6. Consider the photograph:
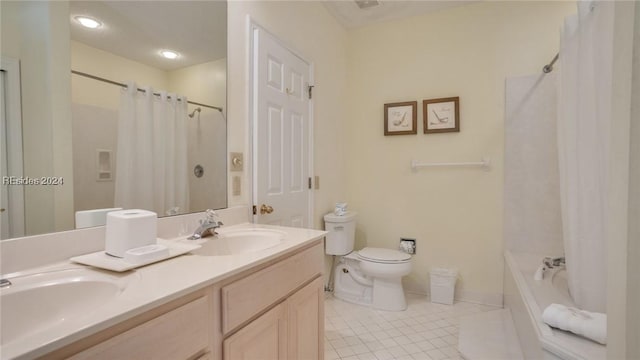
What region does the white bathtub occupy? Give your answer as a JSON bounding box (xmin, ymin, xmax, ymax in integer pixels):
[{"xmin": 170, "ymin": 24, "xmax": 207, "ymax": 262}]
[{"xmin": 503, "ymin": 251, "xmax": 606, "ymax": 360}]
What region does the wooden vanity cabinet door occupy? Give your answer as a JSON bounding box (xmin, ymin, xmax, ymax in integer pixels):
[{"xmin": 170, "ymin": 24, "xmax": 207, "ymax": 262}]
[
  {"xmin": 287, "ymin": 277, "xmax": 324, "ymax": 360},
  {"xmin": 221, "ymin": 242, "xmax": 323, "ymax": 335},
  {"xmin": 223, "ymin": 302, "xmax": 288, "ymax": 360},
  {"xmin": 67, "ymin": 295, "xmax": 212, "ymax": 360}
]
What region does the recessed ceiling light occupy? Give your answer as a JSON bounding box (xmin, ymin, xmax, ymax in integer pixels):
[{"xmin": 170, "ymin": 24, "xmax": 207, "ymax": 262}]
[
  {"xmin": 160, "ymin": 50, "xmax": 180, "ymax": 59},
  {"xmin": 75, "ymin": 16, "xmax": 102, "ymax": 29}
]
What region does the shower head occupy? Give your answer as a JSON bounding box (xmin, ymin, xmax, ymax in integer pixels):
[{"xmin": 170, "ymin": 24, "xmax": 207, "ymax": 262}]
[{"xmin": 188, "ymin": 107, "xmax": 202, "ymax": 118}]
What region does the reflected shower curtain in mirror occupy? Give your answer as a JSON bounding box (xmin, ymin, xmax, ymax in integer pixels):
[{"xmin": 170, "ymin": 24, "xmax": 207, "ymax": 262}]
[
  {"xmin": 114, "ymin": 82, "xmax": 190, "ymax": 215},
  {"xmin": 557, "ymin": 0, "xmax": 613, "ymax": 313}
]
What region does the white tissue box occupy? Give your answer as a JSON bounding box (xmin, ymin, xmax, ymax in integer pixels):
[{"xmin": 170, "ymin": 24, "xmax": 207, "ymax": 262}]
[{"xmin": 105, "ymin": 209, "xmax": 157, "ymax": 258}]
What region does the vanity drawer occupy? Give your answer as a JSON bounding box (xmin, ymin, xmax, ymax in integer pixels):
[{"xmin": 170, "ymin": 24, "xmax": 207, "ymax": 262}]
[
  {"xmin": 221, "ymin": 242, "xmax": 323, "ymax": 334},
  {"xmin": 69, "ymin": 295, "xmax": 211, "ymax": 360}
]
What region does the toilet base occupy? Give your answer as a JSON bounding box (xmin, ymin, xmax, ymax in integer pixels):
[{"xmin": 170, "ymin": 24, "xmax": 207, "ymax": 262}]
[
  {"xmin": 333, "ymin": 258, "xmax": 408, "ymax": 311},
  {"xmin": 372, "ymin": 277, "xmax": 407, "ymax": 311},
  {"xmin": 333, "ymin": 262, "xmax": 373, "ymax": 307},
  {"xmin": 333, "ymin": 288, "xmax": 372, "ymax": 307}
]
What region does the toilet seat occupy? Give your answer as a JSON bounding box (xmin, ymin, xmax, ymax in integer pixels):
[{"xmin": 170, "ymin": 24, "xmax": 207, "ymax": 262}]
[{"xmin": 357, "ymin": 247, "xmax": 411, "ymax": 264}]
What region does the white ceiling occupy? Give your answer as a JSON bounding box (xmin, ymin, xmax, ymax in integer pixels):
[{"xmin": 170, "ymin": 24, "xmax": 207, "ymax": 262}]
[
  {"xmin": 68, "ymin": 1, "xmax": 471, "ymax": 70},
  {"xmin": 69, "ymin": 1, "xmax": 227, "ymax": 71},
  {"xmin": 323, "ymin": 0, "xmax": 476, "ymax": 29}
]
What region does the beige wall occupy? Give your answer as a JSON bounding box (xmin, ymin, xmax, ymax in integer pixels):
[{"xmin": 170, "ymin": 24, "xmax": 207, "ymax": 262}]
[
  {"xmin": 627, "ymin": 5, "xmax": 640, "ymax": 358},
  {"xmin": 71, "ymin": 41, "xmax": 169, "ymax": 110},
  {"xmin": 227, "ymin": 1, "xmax": 349, "ymax": 228},
  {"xmin": 168, "ymin": 58, "xmax": 227, "ymax": 111},
  {"xmin": 344, "ymin": 1, "xmax": 575, "ymax": 302},
  {"xmin": 1, "ymin": 1, "xmax": 74, "ymax": 235}
]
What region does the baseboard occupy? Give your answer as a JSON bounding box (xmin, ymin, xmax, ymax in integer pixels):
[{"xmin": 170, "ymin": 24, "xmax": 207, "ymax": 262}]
[
  {"xmin": 405, "ymin": 289, "xmax": 503, "ymax": 308},
  {"xmin": 456, "ymin": 289, "xmax": 503, "ymax": 308}
]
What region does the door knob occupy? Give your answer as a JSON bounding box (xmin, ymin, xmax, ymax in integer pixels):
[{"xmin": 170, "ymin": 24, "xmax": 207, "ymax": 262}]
[
  {"xmin": 0, "ymin": 208, "xmax": 4, "ymax": 213},
  {"xmin": 260, "ymin": 204, "xmax": 274, "ymax": 215}
]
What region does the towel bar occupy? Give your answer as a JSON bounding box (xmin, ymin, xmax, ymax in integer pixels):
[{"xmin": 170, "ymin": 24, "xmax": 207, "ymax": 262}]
[{"xmin": 411, "ymin": 157, "xmax": 491, "ymax": 172}]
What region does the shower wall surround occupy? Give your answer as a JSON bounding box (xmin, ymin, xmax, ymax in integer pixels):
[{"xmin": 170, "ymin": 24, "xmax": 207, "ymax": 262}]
[{"xmin": 504, "ymin": 74, "xmax": 563, "ymax": 255}]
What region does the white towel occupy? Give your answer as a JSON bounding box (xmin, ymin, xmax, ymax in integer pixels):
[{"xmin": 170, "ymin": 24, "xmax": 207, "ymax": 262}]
[{"xmin": 542, "ymin": 303, "xmax": 607, "ymax": 344}]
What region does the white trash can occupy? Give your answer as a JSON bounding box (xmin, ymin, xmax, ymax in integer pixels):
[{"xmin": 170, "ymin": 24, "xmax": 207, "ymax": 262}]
[{"xmin": 430, "ymin": 268, "xmax": 458, "ymax": 305}]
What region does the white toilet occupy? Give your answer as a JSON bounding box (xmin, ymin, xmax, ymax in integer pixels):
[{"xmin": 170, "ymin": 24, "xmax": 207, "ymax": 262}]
[{"xmin": 324, "ymin": 211, "xmax": 412, "ymax": 311}]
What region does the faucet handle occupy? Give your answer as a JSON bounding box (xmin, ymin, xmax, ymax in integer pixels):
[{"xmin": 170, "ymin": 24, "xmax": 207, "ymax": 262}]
[{"xmin": 205, "ymin": 209, "xmax": 222, "ymax": 224}]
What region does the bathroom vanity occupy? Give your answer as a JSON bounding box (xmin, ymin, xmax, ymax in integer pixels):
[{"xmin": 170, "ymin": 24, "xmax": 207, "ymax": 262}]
[{"xmin": 0, "ymin": 223, "xmax": 326, "ymax": 360}]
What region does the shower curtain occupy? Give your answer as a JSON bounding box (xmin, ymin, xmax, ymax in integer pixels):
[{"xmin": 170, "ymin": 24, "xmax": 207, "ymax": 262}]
[
  {"xmin": 557, "ymin": 0, "xmax": 613, "ymax": 313},
  {"xmin": 114, "ymin": 82, "xmax": 190, "ymax": 215}
]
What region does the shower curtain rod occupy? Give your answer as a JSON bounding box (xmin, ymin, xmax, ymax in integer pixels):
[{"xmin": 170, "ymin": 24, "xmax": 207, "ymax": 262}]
[
  {"xmin": 71, "ymin": 70, "xmax": 223, "ymax": 112},
  {"xmin": 543, "ymin": 53, "xmax": 559, "ymax": 74}
]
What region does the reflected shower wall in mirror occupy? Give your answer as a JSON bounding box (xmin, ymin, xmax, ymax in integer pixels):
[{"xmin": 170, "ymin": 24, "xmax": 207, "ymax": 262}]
[{"xmin": 0, "ymin": 1, "xmax": 227, "ymax": 240}]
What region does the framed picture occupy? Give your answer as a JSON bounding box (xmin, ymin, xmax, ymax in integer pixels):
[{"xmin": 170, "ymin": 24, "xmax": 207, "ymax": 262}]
[
  {"xmin": 384, "ymin": 101, "xmax": 417, "ymax": 135},
  {"xmin": 423, "ymin": 97, "xmax": 460, "ymax": 134}
]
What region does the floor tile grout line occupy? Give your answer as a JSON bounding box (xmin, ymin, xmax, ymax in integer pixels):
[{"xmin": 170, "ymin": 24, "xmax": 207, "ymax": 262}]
[{"xmin": 324, "ymin": 293, "xmax": 499, "ymax": 360}]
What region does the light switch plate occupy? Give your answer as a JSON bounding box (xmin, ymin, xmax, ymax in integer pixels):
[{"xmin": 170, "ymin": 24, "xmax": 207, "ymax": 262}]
[{"xmin": 230, "ymin": 152, "xmax": 243, "ymax": 172}]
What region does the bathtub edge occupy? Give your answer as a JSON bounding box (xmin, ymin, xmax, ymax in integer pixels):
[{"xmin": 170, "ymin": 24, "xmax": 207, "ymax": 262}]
[{"xmin": 504, "ymin": 250, "xmax": 595, "ymax": 360}]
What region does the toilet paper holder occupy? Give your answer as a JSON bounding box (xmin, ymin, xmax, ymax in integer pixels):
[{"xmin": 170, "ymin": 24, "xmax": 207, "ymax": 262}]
[{"xmin": 399, "ymin": 238, "xmax": 416, "ymax": 254}]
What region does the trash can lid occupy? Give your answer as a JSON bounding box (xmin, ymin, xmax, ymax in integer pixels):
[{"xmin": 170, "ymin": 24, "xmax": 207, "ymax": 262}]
[
  {"xmin": 324, "ymin": 211, "xmax": 357, "ymax": 223},
  {"xmin": 430, "ymin": 268, "xmax": 458, "ymax": 277}
]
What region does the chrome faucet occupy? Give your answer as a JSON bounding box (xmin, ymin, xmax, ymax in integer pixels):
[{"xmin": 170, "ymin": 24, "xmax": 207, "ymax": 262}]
[
  {"xmin": 543, "ymin": 256, "xmax": 566, "ymax": 269},
  {"xmin": 188, "ymin": 209, "xmax": 223, "ymax": 240},
  {"xmin": 534, "ymin": 256, "xmax": 566, "ymax": 280}
]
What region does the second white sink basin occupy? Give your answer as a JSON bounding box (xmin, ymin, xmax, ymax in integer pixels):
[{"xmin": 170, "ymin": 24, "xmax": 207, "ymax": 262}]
[
  {"xmin": 192, "ymin": 228, "xmax": 286, "ymax": 256},
  {"xmin": 1, "ymin": 267, "xmax": 133, "ymax": 345}
]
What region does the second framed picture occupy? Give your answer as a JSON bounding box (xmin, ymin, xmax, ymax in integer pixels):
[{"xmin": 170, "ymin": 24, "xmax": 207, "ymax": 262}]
[{"xmin": 423, "ymin": 97, "xmax": 460, "ymax": 134}]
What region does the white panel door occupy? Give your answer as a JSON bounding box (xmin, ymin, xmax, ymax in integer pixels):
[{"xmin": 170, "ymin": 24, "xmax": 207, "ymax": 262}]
[{"xmin": 253, "ymin": 27, "xmax": 311, "ymax": 227}]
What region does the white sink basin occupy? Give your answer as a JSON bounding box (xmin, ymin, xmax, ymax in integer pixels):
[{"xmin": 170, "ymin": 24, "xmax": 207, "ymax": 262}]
[
  {"xmin": 192, "ymin": 228, "xmax": 286, "ymax": 256},
  {"xmin": 0, "ymin": 268, "xmax": 133, "ymax": 345}
]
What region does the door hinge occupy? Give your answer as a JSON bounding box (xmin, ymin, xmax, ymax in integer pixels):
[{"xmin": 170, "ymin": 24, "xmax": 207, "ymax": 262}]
[
  {"xmin": 308, "ymin": 85, "xmax": 314, "ymax": 100},
  {"xmin": 308, "ymin": 177, "xmax": 312, "ymax": 189},
  {"xmin": 252, "ymin": 205, "xmax": 257, "ymax": 215}
]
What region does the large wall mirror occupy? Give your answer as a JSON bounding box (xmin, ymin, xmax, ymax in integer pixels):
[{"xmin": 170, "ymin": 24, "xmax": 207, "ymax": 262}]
[{"xmin": 0, "ymin": 1, "xmax": 227, "ymax": 240}]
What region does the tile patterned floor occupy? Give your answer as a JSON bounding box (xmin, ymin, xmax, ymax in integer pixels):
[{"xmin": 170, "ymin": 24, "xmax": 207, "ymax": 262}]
[{"xmin": 324, "ymin": 293, "xmax": 498, "ymax": 360}]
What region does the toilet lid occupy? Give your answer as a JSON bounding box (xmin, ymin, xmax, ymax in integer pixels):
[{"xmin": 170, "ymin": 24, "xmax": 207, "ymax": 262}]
[{"xmin": 357, "ymin": 247, "xmax": 411, "ymax": 263}]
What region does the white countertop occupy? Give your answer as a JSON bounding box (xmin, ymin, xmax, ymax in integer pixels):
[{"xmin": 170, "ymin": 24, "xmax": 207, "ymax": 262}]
[{"xmin": 1, "ymin": 223, "xmax": 327, "ymax": 360}]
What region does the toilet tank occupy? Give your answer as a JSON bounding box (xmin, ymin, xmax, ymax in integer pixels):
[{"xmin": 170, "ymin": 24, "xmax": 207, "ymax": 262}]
[{"xmin": 324, "ymin": 211, "xmax": 357, "ymax": 255}]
